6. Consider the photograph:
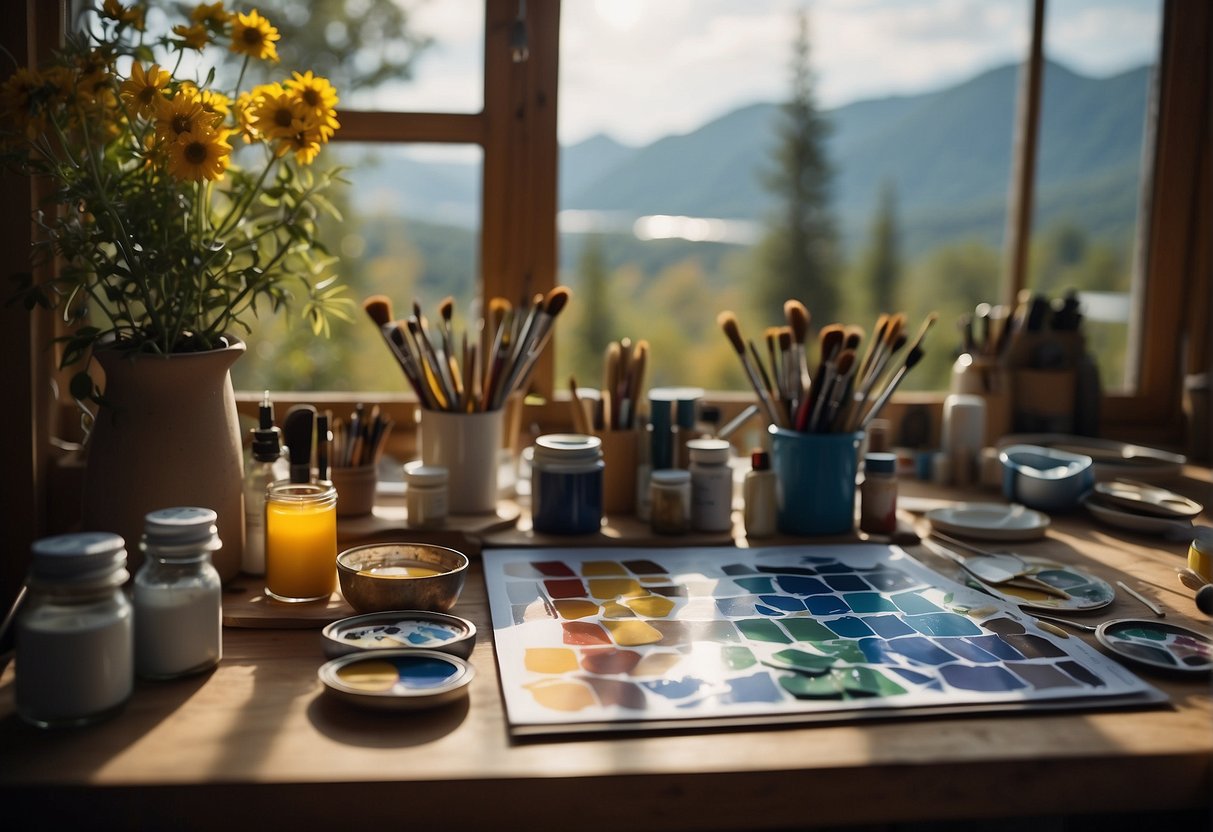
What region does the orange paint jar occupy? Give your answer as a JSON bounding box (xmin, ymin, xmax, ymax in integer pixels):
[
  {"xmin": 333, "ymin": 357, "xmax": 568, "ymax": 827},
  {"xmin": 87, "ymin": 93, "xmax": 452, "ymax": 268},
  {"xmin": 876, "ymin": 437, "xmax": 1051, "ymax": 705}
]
[{"xmin": 264, "ymin": 482, "xmax": 338, "ymax": 602}]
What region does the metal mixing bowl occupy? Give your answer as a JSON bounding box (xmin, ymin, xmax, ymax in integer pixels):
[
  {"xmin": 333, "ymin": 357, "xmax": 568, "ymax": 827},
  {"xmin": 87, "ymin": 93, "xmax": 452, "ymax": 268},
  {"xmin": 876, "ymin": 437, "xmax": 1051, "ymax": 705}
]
[{"xmin": 336, "ymin": 542, "xmax": 468, "ymax": 613}]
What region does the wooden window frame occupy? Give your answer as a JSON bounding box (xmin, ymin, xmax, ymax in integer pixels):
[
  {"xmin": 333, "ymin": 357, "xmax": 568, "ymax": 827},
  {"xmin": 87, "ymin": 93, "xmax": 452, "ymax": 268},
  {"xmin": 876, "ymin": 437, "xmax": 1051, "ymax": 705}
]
[{"xmin": 3, "ymin": 0, "xmax": 1209, "ymax": 603}]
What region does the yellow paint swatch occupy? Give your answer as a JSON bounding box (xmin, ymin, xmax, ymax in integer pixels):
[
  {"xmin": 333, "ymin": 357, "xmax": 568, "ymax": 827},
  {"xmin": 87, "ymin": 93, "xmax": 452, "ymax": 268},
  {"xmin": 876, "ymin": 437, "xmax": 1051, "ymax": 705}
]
[
  {"xmin": 601, "ymin": 601, "xmax": 636, "ymax": 619},
  {"xmin": 631, "ymin": 652, "xmax": 681, "ymax": 676},
  {"xmin": 525, "ymin": 647, "xmax": 580, "ymax": 674},
  {"xmin": 554, "ymin": 599, "xmax": 599, "ymax": 619},
  {"xmin": 624, "ymin": 594, "xmax": 675, "ymax": 618},
  {"xmin": 582, "ymin": 560, "xmax": 627, "ymax": 576},
  {"xmin": 336, "ymin": 660, "xmax": 398, "ymax": 691},
  {"xmin": 588, "ymin": 578, "xmax": 646, "ymax": 599},
  {"xmin": 604, "ymin": 619, "xmax": 663, "ymax": 646},
  {"xmin": 525, "ymin": 679, "xmax": 596, "ymax": 712}
]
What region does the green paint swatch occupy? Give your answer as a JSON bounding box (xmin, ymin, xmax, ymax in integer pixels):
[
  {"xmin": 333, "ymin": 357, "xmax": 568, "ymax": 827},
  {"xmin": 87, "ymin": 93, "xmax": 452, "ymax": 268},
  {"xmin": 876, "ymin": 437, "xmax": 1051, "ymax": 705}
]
[
  {"xmin": 721, "ymin": 645, "xmax": 757, "ymax": 670},
  {"xmin": 737, "ymin": 618, "xmax": 792, "ymax": 644},
  {"xmin": 780, "ymin": 617, "xmax": 837, "ymax": 642},
  {"xmin": 763, "ymin": 648, "xmax": 836, "ymax": 675},
  {"xmin": 779, "ymin": 673, "xmax": 843, "ymax": 699}
]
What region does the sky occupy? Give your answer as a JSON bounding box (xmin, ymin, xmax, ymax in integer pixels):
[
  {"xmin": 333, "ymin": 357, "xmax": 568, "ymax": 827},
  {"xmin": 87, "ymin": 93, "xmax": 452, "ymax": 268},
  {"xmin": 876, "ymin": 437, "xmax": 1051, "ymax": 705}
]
[{"xmin": 358, "ymin": 0, "xmax": 1162, "ymax": 149}]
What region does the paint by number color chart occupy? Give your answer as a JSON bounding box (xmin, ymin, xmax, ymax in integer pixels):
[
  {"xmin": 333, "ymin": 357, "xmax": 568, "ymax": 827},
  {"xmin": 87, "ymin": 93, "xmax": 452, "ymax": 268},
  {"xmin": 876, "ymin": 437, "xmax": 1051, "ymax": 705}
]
[{"xmin": 485, "ymin": 545, "xmax": 1162, "ymax": 736}]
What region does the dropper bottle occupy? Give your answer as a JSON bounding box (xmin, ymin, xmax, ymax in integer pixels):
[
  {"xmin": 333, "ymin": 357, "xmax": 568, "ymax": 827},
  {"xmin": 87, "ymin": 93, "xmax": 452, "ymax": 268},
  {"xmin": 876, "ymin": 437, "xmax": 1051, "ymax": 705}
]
[{"xmin": 242, "ymin": 392, "xmax": 288, "ymax": 575}]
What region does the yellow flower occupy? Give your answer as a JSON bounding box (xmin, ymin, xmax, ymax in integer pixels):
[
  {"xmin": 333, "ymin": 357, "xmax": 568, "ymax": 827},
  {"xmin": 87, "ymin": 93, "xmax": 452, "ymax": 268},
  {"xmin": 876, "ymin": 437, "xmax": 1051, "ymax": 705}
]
[
  {"xmin": 172, "ymin": 23, "xmax": 211, "ymax": 50},
  {"xmin": 190, "ymin": 2, "xmax": 229, "ymax": 27},
  {"xmin": 232, "ymin": 90, "xmax": 258, "ymax": 143},
  {"xmin": 0, "ymin": 68, "xmax": 47, "ymax": 137},
  {"xmin": 276, "ymin": 129, "xmax": 323, "ymax": 166},
  {"xmin": 284, "ymin": 71, "xmax": 339, "ymax": 140},
  {"xmin": 230, "ymin": 10, "xmax": 280, "ymax": 63},
  {"xmin": 154, "ymin": 89, "xmax": 219, "ymax": 144},
  {"xmin": 165, "ymin": 125, "xmax": 232, "ymax": 182},
  {"xmin": 120, "ymin": 62, "xmax": 170, "ymax": 118},
  {"xmin": 181, "ymin": 83, "xmax": 230, "ymax": 122},
  {"xmin": 249, "ymin": 84, "xmax": 315, "ymax": 142},
  {"xmin": 101, "ymin": 0, "xmax": 145, "ymax": 30}
]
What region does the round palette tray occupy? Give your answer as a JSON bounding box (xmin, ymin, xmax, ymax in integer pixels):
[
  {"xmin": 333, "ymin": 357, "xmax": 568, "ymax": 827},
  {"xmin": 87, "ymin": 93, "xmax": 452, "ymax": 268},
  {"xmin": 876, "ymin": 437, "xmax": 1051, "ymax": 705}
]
[
  {"xmin": 319, "ymin": 649, "xmax": 475, "ymax": 711},
  {"xmin": 1090, "ymin": 481, "xmax": 1203, "ymax": 519},
  {"xmin": 1082, "ymin": 494, "xmax": 1194, "ymax": 536},
  {"xmin": 322, "ymin": 610, "xmax": 477, "ymax": 659},
  {"xmin": 1095, "ymin": 619, "xmax": 1212, "ymax": 674},
  {"xmin": 970, "ymin": 556, "xmax": 1115, "ymax": 612},
  {"xmin": 926, "ymin": 503, "xmax": 1050, "ymax": 542}
]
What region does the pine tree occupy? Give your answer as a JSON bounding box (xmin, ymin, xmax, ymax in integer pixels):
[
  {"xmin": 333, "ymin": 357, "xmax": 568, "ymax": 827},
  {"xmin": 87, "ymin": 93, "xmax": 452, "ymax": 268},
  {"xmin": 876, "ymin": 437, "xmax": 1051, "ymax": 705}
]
[
  {"xmin": 860, "ymin": 180, "xmax": 902, "ymax": 313},
  {"xmin": 755, "ymin": 7, "xmax": 839, "ymax": 324}
]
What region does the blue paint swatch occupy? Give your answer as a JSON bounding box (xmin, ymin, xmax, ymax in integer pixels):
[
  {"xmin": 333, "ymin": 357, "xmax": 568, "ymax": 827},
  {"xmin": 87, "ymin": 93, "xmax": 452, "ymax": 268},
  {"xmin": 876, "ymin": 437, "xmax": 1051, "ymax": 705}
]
[
  {"xmin": 886, "ymin": 636, "xmax": 956, "ymax": 665},
  {"xmin": 863, "ymin": 614, "xmax": 916, "ymax": 639},
  {"xmin": 759, "ymin": 594, "xmax": 807, "ymax": 612},
  {"xmin": 859, "ymin": 637, "xmax": 895, "ymax": 664},
  {"xmin": 890, "ymin": 667, "xmax": 936, "ymax": 686},
  {"xmin": 865, "ymin": 569, "xmax": 921, "ymax": 592},
  {"xmin": 642, "ymin": 676, "xmax": 705, "ymax": 700},
  {"xmin": 759, "ymin": 565, "xmax": 819, "ymax": 576},
  {"xmin": 967, "ymin": 635, "xmax": 1025, "ymax": 661},
  {"xmin": 806, "ymin": 594, "xmax": 850, "ymax": 616},
  {"xmin": 723, "ymin": 671, "xmax": 784, "ymax": 704},
  {"xmin": 825, "ymin": 616, "xmax": 875, "ymax": 639},
  {"xmin": 940, "ymin": 664, "xmax": 1027, "ymax": 692},
  {"xmin": 814, "ymin": 563, "xmax": 855, "ymax": 574},
  {"xmin": 824, "ymin": 574, "xmax": 870, "ymax": 592},
  {"xmin": 891, "ymin": 591, "xmax": 944, "ymax": 615},
  {"xmin": 942, "ymin": 638, "xmax": 1001, "ymax": 663},
  {"xmin": 844, "ymin": 592, "xmax": 897, "ymax": 613},
  {"xmin": 776, "ymin": 575, "xmax": 831, "ymax": 596},
  {"xmin": 906, "ymin": 612, "xmax": 983, "ymax": 637}
]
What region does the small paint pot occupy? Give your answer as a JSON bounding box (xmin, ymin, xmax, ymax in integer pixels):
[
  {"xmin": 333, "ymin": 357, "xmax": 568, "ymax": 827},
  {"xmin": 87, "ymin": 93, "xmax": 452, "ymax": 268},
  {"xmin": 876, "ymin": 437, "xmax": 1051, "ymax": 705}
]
[
  {"xmin": 321, "ymin": 610, "xmax": 477, "ymax": 659},
  {"xmin": 530, "ymin": 434, "xmax": 604, "ymax": 535},
  {"xmin": 999, "ymin": 444, "xmax": 1094, "ymax": 513},
  {"xmin": 319, "ymin": 649, "xmax": 474, "ymax": 711}
]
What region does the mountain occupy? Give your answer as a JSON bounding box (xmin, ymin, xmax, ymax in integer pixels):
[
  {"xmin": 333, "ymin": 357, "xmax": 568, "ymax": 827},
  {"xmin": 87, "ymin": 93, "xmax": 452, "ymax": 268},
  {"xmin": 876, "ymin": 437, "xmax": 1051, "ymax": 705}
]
[{"xmin": 346, "ymin": 59, "xmax": 1152, "ymax": 256}]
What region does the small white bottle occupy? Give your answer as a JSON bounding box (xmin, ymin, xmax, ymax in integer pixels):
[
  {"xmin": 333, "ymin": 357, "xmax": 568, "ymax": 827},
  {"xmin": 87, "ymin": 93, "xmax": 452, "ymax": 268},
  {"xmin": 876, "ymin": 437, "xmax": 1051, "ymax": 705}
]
[
  {"xmin": 16, "ymin": 532, "xmax": 133, "ymax": 728},
  {"xmin": 406, "ymin": 463, "xmax": 449, "ymax": 528},
  {"xmin": 134, "ymin": 507, "xmax": 223, "ymax": 680},
  {"xmin": 650, "ymin": 469, "xmax": 692, "ymax": 534},
  {"xmin": 743, "ymin": 449, "xmax": 777, "ymax": 538},
  {"xmin": 687, "ymin": 438, "xmax": 733, "ymax": 533}
]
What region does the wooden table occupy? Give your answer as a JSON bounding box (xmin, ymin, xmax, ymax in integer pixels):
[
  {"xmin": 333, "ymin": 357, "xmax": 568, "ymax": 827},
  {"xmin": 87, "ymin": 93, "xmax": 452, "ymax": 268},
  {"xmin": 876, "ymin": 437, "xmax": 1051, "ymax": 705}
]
[{"xmin": 3, "ymin": 472, "xmax": 1211, "ymax": 831}]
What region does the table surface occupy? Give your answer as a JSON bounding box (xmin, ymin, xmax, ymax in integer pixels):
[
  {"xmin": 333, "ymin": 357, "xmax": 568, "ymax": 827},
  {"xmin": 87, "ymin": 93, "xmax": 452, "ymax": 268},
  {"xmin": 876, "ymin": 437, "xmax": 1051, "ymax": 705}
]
[{"xmin": 3, "ymin": 471, "xmax": 1212, "ymax": 831}]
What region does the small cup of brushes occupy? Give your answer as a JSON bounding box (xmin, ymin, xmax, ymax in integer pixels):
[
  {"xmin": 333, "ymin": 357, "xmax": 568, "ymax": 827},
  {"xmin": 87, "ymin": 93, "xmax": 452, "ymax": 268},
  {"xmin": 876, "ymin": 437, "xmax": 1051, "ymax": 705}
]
[{"xmin": 329, "ymin": 405, "xmax": 394, "ymax": 517}]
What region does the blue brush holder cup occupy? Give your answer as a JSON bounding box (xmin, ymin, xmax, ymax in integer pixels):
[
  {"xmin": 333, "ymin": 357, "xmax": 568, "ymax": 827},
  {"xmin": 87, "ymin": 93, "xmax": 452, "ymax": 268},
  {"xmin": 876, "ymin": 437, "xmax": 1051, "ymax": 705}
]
[{"xmin": 769, "ymin": 427, "xmax": 861, "ymax": 536}]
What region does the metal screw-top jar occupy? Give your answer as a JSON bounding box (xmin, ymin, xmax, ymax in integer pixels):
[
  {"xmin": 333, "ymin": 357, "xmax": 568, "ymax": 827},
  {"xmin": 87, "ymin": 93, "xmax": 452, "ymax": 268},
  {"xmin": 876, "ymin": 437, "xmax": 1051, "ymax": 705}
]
[
  {"xmin": 16, "ymin": 532, "xmax": 133, "ymax": 728},
  {"xmin": 405, "ymin": 463, "xmax": 449, "ymax": 529},
  {"xmin": 531, "ymin": 434, "xmax": 604, "ymax": 534},
  {"xmin": 134, "ymin": 507, "xmax": 223, "ymax": 680},
  {"xmin": 650, "ymin": 468, "xmax": 692, "ymax": 535}
]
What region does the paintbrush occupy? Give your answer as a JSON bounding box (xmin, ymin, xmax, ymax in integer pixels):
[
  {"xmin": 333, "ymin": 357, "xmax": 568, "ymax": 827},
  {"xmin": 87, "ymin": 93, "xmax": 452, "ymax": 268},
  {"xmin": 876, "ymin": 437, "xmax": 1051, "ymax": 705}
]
[
  {"xmin": 407, "ymin": 317, "xmax": 452, "ymax": 410},
  {"xmin": 568, "ymin": 375, "xmax": 591, "ymax": 434},
  {"xmin": 414, "ymin": 302, "xmax": 458, "ymax": 406},
  {"xmin": 718, "ymin": 310, "xmax": 783, "ymax": 427},
  {"xmin": 784, "ymin": 299, "xmax": 812, "ymax": 404},
  {"xmin": 798, "ymin": 324, "xmax": 844, "ymax": 431},
  {"xmin": 282, "ymin": 404, "xmax": 317, "ymax": 484},
  {"xmin": 860, "ymin": 343, "xmax": 925, "ymax": 430},
  {"xmin": 509, "ymin": 285, "xmax": 573, "ymax": 401},
  {"xmin": 822, "ymin": 348, "xmax": 857, "ymax": 431},
  {"xmin": 363, "ymin": 296, "xmax": 428, "ymax": 402}
]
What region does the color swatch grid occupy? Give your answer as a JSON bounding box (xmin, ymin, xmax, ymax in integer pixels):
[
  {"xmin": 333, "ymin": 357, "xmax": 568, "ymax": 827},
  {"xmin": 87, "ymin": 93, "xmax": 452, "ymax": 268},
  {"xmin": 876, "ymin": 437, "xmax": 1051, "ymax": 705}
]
[{"xmin": 484, "ymin": 545, "xmax": 1160, "ymax": 735}]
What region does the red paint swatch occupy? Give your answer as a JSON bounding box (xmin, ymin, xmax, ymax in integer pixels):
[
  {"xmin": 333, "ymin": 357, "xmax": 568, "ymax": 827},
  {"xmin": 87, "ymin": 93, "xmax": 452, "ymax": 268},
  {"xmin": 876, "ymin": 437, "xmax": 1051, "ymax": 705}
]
[
  {"xmin": 544, "ymin": 578, "xmax": 588, "ymax": 599},
  {"xmin": 562, "ymin": 621, "xmax": 611, "ymax": 645}
]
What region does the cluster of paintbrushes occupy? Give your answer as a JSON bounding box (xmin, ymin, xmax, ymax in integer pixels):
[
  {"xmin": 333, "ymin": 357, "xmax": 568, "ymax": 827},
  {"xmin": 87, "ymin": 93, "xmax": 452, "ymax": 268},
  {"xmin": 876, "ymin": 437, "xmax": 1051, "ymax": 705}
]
[
  {"xmin": 363, "ymin": 287, "xmax": 571, "ymax": 412},
  {"xmin": 568, "ymin": 337, "xmax": 650, "ymax": 433},
  {"xmin": 330, "ymin": 403, "xmax": 393, "ymax": 469},
  {"xmin": 718, "ymin": 302, "xmax": 937, "ymax": 433}
]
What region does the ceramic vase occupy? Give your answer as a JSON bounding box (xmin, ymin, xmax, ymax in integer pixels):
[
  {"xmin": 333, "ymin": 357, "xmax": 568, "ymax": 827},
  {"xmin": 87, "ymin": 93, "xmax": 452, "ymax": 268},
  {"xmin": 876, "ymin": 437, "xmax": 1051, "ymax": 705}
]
[{"xmin": 82, "ymin": 338, "xmax": 246, "ymax": 581}]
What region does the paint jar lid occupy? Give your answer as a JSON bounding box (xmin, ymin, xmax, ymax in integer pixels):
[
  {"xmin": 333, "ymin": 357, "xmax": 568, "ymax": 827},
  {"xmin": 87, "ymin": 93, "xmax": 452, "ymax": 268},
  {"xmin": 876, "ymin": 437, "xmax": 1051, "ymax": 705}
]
[
  {"xmin": 750, "ymin": 449, "xmax": 770, "ymax": 471},
  {"xmin": 141, "ymin": 507, "xmax": 222, "ymax": 557},
  {"xmin": 865, "ymin": 453, "xmax": 897, "ymax": 475},
  {"xmin": 30, "ymin": 532, "xmax": 127, "ymax": 582},
  {"xmin": 687, "ymin": 438, "xmax": 730, "ymax": 464},
  {"xmin": 533, "ymin": 433, "xmax": 602, "ymax": 466},
  {"xmin": 651, "ymin": 468, "xmax": 691, "ymax": 486},
  {"xmin": 405, "ymin": 463, "xmax": 448, "ymax": 487}
]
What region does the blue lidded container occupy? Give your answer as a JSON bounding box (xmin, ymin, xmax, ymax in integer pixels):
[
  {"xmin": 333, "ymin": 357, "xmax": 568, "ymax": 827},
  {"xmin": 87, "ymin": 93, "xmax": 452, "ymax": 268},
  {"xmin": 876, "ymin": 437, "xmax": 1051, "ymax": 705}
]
[{"xmin": 531, "ymin": 434, "xmax": 604, "ymax": 535}]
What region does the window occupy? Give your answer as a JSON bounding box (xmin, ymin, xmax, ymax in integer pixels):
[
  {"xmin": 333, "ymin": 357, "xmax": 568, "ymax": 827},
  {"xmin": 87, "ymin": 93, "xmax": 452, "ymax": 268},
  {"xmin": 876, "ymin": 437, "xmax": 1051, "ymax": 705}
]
[{"xmin": 3, "ymin": 1, "xmax": 1209, "ymax": 565}]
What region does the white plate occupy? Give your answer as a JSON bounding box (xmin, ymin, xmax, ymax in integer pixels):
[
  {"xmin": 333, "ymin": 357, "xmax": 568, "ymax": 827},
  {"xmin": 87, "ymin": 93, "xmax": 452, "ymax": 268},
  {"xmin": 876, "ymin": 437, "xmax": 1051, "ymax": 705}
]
[
  {"xmin": 1091, "ymin": 481, "xmax": 1203, "ymax": 519},
  {"xmin": 926, "ymin": 503, "xmax": 1050, "ymax": 541},
  {"xmin": 1082, "ymin": 494, "xmax": 1194, "ymax": 536}
]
